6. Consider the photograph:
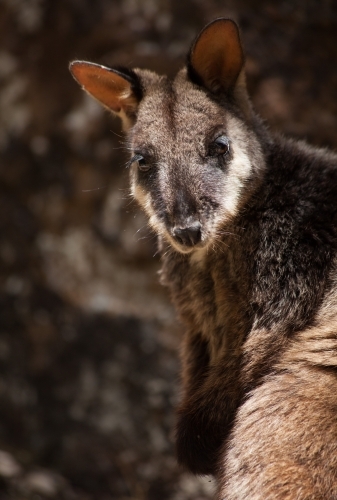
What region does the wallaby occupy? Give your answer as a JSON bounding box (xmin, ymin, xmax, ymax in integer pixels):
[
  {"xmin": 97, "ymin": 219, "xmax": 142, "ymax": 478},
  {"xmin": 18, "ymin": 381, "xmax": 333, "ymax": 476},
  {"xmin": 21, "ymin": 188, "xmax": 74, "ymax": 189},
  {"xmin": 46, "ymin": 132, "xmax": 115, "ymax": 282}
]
[{"xmin": 69, "ymin": 19, "xmax": 337, "ymax": 499}]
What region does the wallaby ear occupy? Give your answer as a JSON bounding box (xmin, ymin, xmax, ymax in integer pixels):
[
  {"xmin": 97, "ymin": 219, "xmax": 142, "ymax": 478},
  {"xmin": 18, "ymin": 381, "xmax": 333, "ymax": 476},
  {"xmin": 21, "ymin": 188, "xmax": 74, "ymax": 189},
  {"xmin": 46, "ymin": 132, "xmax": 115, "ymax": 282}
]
[
  {"xmin": 187, "ymin": 19, "xmax": 244, "ymax": 96},
  {"xmin": 69, "ymin": 61, "xmax": 142, "ymax": 130}
]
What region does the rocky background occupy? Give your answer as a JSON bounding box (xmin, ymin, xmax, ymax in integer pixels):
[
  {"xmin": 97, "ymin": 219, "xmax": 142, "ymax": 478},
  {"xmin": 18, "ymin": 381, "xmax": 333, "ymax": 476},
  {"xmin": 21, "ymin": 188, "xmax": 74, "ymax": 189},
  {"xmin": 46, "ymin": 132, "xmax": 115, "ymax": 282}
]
[{"xmin": 0, "ymin": 0, "xmax": 336, "ymax": 499}]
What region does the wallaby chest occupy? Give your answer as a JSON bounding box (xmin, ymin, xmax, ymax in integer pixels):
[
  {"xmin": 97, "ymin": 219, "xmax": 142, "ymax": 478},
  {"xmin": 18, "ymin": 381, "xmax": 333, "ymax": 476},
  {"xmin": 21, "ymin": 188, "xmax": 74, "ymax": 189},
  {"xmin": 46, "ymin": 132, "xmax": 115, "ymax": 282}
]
[{"xmin": 161, "ymin": 241, "xmax": 251, "ymax": 363}]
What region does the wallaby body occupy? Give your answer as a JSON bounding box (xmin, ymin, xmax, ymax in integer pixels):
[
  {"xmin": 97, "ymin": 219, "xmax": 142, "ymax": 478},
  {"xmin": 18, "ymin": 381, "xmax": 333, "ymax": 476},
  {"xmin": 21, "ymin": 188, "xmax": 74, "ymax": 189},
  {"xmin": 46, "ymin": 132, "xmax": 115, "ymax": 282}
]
[{"xmin": 70, "ymin": 19, "xmax": 337, "ymax": 499}]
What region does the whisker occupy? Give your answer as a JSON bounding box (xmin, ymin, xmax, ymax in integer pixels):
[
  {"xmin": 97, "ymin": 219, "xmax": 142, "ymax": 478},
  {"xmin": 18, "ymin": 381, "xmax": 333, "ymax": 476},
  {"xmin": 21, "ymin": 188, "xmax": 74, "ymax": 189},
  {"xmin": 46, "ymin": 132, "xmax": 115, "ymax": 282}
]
[
  {"xmin": 82, "ymin": 186, "xmax": 106, "ymax": 192},
  {"xmin": 134, "ymin": 224, "xmax": 148, "ymax": 235},
  {"xmin": 110, "ymin": 130, "xmax": 124, "ymax": 139}
]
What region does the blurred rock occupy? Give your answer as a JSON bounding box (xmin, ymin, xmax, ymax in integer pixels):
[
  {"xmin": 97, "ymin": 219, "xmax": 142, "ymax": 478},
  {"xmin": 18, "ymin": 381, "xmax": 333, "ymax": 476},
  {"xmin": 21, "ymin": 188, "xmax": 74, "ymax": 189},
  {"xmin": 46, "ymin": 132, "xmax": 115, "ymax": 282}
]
[
  {"xmin": 23, "ymin": 470, "xmax": 63, "ymax": 496},
  {"xmin": 0, "ymin": 450, "xmax": 22, "ymax": 478}
]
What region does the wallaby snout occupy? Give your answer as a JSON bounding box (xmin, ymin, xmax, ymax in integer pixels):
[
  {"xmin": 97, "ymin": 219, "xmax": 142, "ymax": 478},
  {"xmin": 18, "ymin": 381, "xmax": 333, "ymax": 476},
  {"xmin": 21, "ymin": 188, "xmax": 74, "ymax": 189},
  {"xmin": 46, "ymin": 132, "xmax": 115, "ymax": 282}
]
[{"xmin": 172, "ymin": 221, "xmax": 202, "ymax": 247}]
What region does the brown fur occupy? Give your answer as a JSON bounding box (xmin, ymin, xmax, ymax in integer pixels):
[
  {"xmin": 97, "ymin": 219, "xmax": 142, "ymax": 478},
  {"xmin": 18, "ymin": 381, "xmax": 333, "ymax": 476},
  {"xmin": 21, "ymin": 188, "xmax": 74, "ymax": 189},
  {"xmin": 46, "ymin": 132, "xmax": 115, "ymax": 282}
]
[{"xmin": 70, "ymin": 19, "xmax": 337, "ymax": 499}]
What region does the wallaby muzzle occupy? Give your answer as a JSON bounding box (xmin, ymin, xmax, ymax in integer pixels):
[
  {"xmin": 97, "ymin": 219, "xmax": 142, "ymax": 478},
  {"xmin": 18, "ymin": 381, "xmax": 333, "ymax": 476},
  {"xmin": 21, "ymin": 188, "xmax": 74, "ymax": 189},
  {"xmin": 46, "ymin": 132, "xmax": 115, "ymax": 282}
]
[{"xmin": 172, "ymin": 221, "xmax": 202, "ymax": 247}]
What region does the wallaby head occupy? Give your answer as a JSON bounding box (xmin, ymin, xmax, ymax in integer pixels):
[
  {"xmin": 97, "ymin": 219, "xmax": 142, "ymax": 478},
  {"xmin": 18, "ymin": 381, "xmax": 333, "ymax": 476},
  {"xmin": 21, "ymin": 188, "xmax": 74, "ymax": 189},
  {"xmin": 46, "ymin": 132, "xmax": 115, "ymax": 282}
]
[{"xmin": 70, "ymin": 19, "xmax": 265, "ymax": 254}]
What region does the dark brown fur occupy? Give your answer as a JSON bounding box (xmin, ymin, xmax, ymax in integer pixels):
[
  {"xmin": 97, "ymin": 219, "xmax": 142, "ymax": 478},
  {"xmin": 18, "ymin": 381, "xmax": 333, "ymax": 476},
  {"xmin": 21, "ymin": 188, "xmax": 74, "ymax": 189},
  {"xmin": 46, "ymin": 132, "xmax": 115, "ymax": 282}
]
[{"xmin": 70, "ymin": 19, "xmax": 337, "ymax": 499}]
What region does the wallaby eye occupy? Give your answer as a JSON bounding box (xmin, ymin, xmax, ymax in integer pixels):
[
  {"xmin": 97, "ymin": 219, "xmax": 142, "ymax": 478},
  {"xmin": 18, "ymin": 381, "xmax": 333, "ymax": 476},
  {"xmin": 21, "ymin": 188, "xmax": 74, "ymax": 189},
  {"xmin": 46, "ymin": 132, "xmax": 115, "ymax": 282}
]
[
  {"xmin": 137, "ymin": 156, "xmax": 150, "ymax": 172},
  {"xmin": 131, "ymin": 154, "xmax": 151, "ymax": 172},
  {"xmin": 210, "ymin": 136, "xmax": 230, "ymax": 157}
]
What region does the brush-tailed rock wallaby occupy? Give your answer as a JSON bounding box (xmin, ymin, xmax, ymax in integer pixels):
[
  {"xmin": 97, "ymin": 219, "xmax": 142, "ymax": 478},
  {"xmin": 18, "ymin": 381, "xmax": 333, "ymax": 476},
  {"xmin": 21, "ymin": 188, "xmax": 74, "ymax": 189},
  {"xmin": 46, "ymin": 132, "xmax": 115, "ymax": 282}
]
[{"xmin": 69, "ymin": 19, "xmax": 337, "ymax": 499}]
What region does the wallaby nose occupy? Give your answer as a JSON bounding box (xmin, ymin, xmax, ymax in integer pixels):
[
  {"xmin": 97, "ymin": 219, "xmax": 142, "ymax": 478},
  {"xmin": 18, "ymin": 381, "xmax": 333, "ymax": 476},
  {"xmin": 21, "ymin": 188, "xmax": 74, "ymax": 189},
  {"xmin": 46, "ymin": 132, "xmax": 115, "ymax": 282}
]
[{"xmin": 173, "ymin": 222, "xmax": 201, "ymax": 247}]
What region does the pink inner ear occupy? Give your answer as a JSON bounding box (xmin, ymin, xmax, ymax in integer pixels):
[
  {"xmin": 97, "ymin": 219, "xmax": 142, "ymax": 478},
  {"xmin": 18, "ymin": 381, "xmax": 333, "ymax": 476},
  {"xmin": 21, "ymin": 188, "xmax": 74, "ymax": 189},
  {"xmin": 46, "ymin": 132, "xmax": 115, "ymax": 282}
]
[
  {"xmin": 190, "ymin": 19, "xmax": 244, "ymax": 93},
  {"xmin": 70, "ymin": 62, "xmax": 132, "ymax": 113}
]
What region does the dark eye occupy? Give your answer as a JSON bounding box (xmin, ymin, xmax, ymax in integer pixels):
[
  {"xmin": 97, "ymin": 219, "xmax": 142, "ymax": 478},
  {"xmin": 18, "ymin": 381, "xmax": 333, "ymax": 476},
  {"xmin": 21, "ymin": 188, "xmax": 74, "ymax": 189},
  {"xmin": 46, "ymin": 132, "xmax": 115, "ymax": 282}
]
[
  {"xmin": 131, "ymin": 154, "xmax": 151, "ymax": 172},
  {"xmin": 210, "ymin": 136, "xmax": 230, "ymax": 157}
]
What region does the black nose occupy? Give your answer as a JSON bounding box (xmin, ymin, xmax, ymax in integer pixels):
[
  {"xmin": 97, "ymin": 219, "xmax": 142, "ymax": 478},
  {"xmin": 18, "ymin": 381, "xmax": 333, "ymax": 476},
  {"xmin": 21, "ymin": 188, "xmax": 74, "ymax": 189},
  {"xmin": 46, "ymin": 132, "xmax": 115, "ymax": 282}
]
[{"xmin": 173, "ymin": 222, "xmax": 202, "ymax": 247}]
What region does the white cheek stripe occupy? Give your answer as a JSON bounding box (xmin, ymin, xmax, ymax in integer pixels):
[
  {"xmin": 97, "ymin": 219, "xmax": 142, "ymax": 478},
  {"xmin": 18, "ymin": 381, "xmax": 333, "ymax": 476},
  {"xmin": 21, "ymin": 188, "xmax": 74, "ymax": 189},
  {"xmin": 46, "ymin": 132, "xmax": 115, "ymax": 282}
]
[
  {"xmin": 132, "ymin": 182, "xmax": 174, "ymax": 245},
  {"xmin": 132, "ymin": 183, "xmax": 153, "ymax": 217},
  {"xmin": 224, "ymin": 147, "xmax": 252, "ymax": 216}
]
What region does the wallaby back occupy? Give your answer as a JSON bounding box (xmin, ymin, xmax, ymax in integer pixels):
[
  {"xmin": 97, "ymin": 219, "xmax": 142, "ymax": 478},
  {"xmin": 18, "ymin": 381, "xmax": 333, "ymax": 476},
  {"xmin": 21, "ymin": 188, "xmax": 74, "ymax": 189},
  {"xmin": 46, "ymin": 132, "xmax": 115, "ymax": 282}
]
[{"xmin": 70, "ymin": 18, "xmax": 337, "ymax": 500}]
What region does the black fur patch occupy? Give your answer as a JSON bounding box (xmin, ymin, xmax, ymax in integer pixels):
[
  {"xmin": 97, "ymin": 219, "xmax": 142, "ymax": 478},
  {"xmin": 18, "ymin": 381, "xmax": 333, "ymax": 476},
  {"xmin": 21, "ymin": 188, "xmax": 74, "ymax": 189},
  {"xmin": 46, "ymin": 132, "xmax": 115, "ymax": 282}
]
[
  {"xmin": 110, "ymin": 65, "xmax": 143, "ymax": 102},
  {"xmin": 186, "ymin": 49, "xmax": 205, "ymax": 88}
]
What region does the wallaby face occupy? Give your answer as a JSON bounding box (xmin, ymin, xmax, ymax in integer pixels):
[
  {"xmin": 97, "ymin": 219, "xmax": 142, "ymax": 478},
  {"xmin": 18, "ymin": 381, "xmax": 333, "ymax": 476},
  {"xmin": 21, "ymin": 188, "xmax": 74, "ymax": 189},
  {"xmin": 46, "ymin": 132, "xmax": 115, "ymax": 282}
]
[
  {"xmin": 130, "ymin": 71, "xmax": 265, "ymax": 253},
  {"xmin": 70, "ymin": 18, "xmax": 337, "ymax": 500},
  {"xmin": 70, "ymin": 20, "xmax": 264, "ymax": 254}
]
